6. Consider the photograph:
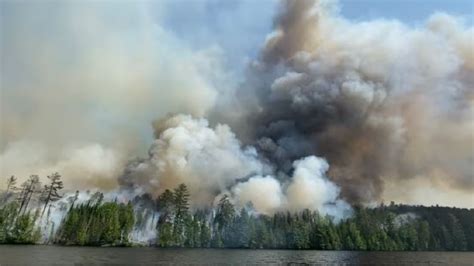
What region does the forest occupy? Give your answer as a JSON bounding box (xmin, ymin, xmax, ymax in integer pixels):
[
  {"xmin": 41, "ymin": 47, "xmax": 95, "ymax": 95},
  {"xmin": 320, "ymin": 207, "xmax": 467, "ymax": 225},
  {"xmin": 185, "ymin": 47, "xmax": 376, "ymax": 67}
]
[{"xmin": 1, "ymin": 175, "xmax": 473, "ymax": 251}]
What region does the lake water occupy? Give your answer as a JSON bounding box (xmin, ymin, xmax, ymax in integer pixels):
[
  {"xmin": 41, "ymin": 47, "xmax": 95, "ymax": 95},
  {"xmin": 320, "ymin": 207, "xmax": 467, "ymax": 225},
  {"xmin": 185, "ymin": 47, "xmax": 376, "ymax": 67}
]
[{"xmin": 0, "ymin": 245, "xmax": 473, "ymax": 265}]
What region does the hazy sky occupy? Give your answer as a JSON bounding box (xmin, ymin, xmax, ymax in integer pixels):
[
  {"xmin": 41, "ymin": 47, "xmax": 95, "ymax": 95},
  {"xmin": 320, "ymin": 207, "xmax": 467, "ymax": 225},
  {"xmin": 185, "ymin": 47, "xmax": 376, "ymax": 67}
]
[
  {"xmin": 1, "ymin": 0, "xmax": 472, "ymax": 144},
  {"xmin": 157, "ymin": 0, "xmax": 473, "ymax": 73}
]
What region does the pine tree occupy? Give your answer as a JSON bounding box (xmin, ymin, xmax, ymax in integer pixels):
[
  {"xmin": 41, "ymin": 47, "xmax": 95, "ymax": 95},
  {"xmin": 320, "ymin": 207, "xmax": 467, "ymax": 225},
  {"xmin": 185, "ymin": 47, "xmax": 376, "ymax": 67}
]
[
  {"xmin": 119, "ymin": 202, "xmax": 135, "ymax": 244},
  {"xmin": 448, "ymin": 214, "xmax": 467, "ymax": 251},
  {"xmin": 9, "ymin": 211, "xmax": 40, "ymax": 244},
  {"xmin": 215, "ymin": 195, "xmax": 235, "ymax": 232},
  {"xmin": 157, "ymin": 189, "xmax": 174, "ymax": 224},
  {"xmin": 173, "ymin": 184, "xmax": 190, "ymax": 247},
  {"xmin": 157, "ymin": 189, "xmax": 175, "ymax": 247},
  {"xmin": 158, "ymin": 222, "xmax": 174, "ymax": 247},
  {"xmin": 0, "ymin": 202, "xmax": 19, "ymax": 242},
  {"xmin": 40, "ymin": 172, "xmax": 64, "ymax": 217},
  {"xmin": 292, "ymin": 218, "xmax": 310, "ymax": 249},
  {"xmin": 200, "ymin": 220, "xmax": 211, "ymax": 248},
  {"xmin": 234, "ymin": 208, "xmax": 250, "ymax": 247},
  {"xmin": 174, "ymin": 184, "xmax": 190, "ymax": 218},
  {"xmin": 417, "ymin": 220, "xmax": 430, "ymax": 250},
  {"xmin": 18, "ymin": 175, "xmax": 41, "ymax": 215},
  {"xmin": 349, "ymin": 222, "xmax": 366, "ymax": 250}
]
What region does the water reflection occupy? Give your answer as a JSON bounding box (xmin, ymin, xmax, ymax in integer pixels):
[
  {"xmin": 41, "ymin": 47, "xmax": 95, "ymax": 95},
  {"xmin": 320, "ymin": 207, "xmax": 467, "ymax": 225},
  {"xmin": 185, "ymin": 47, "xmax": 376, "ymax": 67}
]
[{"xmin": 0, "ymin": 246, "xmax": 473, "ymax": 265}]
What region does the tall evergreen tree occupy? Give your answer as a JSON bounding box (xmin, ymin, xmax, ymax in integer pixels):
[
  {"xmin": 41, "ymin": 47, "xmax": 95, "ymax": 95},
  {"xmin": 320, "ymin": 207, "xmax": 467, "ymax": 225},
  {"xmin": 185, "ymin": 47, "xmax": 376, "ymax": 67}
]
[
  {"xmin": 40, "ymin": 172, "xmax": 64, "ymax": 217},
  {"xmin": 215, "ymin": 195, "xmax": 235, "ymax": 232},
  {"xmin": 172, "ymin": 184, "xmax": 190, "ymax": 247},
  {"xmin": 17, "ymin": 175, "xmax": 41, "ymax": 215}
]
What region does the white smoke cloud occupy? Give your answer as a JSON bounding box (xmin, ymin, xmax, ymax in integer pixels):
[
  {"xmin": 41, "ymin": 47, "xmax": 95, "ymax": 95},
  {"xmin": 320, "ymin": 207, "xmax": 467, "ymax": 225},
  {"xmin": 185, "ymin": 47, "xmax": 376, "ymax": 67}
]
[
  {"xmin": 230, "ymin": 156, "xmax": 351, "ymax": 219},
  {"xmin": 286, "ymin": 156, "xmax": 351, "ymax": 218},
  {"xmin": 119, "ymin": 115, "xmax": 269, "ymax": 208},
  {"xmin": 231, "ymin": 175, "xmax": 285, "ymax": 215}
]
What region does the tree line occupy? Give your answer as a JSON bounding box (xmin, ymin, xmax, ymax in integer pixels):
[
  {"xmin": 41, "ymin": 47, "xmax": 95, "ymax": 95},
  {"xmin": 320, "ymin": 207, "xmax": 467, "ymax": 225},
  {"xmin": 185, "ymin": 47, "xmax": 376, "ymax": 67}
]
[
  {"xmin": 1, "ymin": 178, "xmax": 473, "ymax": 250},
  {"xmin": 144, "ymin": 184, "xmax": 473, "ymax": 251}
]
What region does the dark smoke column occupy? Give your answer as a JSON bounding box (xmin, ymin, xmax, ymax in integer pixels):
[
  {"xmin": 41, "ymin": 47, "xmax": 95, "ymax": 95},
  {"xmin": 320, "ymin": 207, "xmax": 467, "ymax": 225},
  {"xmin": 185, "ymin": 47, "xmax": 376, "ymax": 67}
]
[{"xmin": 232, "ymin": 0, "xmax": 474, "ymax": 204}]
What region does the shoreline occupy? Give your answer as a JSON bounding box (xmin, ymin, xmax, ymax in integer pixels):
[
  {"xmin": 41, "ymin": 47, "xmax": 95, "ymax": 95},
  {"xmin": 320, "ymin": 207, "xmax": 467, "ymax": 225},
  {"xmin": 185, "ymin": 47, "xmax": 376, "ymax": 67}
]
[{"xmin": 1, "ymin": 244, "xmax": 472, "ymax": 252}]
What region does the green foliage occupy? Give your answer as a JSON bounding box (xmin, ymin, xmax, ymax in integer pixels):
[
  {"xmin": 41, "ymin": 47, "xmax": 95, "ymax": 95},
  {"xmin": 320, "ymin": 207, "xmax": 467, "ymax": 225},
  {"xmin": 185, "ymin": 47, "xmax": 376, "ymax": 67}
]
[
  {"xmin": 55, "ymin": 194, "xmax": 135, "ymax": 246},
  {"xmin": 9, "ymin": 212, "xmax": 41, "ymax": 244},
  {"xmin": 199, "ymin": 218, "xmax": 211, "ymax": 247},
  {"xmin": 2, "ymin": 178, "xmax": 473, "ymax": 250},
  {"xmin": 0, "ymin": 202, "xmax": 17, "ymax": 242},
  {"xmin": 172, "ymin": 184, "xmax": 190, "ymax": 247},
  {"xmin": 154, "ymin": 193, "xmax": 474, "ymax": 251},
  {"xmin": 215, "ymin": 195, "xmax": 235, "ymax": 232},
  {"xmin": 158, "ymin": 222, "xmax": 174, "ymax": 247},
  {"xmin": 0, "ymin": 202, "xmax": 40, "ymax": 244},
  {"xmin": 155, "ymin": 184, "xmax": 193, "ymax": 247}
]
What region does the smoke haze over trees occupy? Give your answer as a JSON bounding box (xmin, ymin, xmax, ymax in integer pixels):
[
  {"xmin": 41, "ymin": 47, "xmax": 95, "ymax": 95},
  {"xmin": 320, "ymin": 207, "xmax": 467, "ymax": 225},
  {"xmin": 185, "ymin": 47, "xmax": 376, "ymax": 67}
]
[{"xmin": 1, "ymin": 181, "xmax": 473, "ymax": 251}]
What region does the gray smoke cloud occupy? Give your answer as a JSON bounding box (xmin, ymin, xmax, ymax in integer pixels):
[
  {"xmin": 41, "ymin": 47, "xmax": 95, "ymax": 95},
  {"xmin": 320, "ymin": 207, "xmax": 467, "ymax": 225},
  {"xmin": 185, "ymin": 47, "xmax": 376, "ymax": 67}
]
[{"xmin": 227, "ymin": 0, "xmax": 473, "ymax": 204}]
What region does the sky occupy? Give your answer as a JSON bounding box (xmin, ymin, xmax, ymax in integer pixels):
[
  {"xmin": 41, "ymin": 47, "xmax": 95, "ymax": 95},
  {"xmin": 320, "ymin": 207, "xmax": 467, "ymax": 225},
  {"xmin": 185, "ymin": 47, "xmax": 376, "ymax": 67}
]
[
  {"xmin": 159, "ymin": 0, "xmax": 473, "ymax": 70},
  {"xmin": 340, "ymin": 0, "xmax": 473, "ymax": 24}
]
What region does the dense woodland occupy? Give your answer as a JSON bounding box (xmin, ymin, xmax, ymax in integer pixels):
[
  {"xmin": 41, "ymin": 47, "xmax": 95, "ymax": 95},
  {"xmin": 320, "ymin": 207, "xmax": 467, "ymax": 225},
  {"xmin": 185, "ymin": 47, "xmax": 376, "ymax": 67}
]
[{"xmin": 1, "ymin": 176, "xmax": 473, "ymax": 250}]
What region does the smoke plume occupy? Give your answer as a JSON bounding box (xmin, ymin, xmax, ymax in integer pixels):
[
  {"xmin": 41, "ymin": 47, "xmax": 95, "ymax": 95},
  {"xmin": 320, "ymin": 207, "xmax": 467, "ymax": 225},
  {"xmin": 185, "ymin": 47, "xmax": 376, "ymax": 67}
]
[
  {"xmin": 119, "ymin": 115, "xmax": 270, "ymax": 208},
  {"xmin": 228, "ymin": 0, "xmax": 473, "ymax": 204},
  {"xmin": 119, "ymin": 114, "xmax": 351, "ymax": 219}
]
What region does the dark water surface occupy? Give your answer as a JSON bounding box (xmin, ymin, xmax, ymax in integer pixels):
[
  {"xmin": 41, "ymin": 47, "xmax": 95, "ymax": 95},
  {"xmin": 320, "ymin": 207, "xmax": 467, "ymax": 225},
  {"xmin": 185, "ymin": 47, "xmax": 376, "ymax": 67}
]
[{"xmin": 0, "ymin": 245, "xmax": 473, "ymax": 265}]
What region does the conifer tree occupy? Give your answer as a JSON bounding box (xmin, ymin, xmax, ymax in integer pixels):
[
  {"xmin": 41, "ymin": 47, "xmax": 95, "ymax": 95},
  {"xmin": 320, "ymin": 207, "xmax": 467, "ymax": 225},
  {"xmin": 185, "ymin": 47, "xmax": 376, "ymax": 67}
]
[
  {"xmin": 173, "ymin": 184, "xmax": 190, "ymax": 247},
  {"xmin": 215, "ymin": 195, "xmax": 235, "ymax": 232},
  {"xmin": 40, "ymin": 172, "xmax": 64, "ymax": 217},
  {"xmin": 18, "ymin": 175, "xmax": 41, "ymax": 215}
]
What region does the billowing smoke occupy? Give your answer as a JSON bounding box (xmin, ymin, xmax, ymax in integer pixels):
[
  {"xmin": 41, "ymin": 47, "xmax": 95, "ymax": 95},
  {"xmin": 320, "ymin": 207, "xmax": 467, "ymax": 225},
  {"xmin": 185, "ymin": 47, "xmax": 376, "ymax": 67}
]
[
  {"xmin": 119, "ymin": 114, "xmax": 351, "ymax": 219},
  {"xmin": 231, "ymin": 156, "xmax": 352, "ymax": 218},
  {"xmin": 286, "ymin": 156, "xmax": 351, "ymax": 216},
  {"xmin": 231, "ymin": 176, "xmax": 285, "ymax": 215},
  {"xmin": 226, "ymin": 0, "xmax": 474, "ymax": 204},
  {"xmin": 119, "ymin": 114, "xmax": 269, "ymax": 207}
]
